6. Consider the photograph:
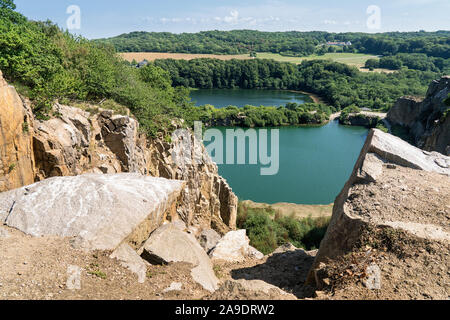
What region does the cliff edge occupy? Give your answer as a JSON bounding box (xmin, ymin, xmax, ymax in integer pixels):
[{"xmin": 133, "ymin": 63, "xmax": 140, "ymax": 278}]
[{"xmin": 307, "ymin": 129, "xmax": 449, "ymax": 299}]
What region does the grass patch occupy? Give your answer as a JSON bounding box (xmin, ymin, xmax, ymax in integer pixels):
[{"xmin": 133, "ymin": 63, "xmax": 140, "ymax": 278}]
[
  {"xmin": 87, "ymin": 263, "xmax": 107, "ymax": 279},
  {"xmin": 256, "ymin": 52, "xmax": 378, "ymax": 66},
  {"xmin": 88, "ymin": 270, "xmax": 107, "ymax": 279},
  {"xmin": 22, "ymin": 121, "xmax": 29, "ymax": 133}
]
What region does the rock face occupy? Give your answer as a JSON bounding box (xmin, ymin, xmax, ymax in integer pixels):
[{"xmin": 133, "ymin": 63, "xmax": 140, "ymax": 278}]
[
  {"xmin": 0, "ymin": 71, "xmax": 237, "ymax": 234},
  {"xmin": 387, "ymin": 76, "xmax": 450, "ymax": 155},
  {"xmin": 307, "ymin": 129, "xmax": 450, "ymax": 299},
  {"xmin": 210, "ymin": 230, "xmax": 264, "ymax": 262},
  {"xmin": 0, "ymin": 174, "xmax": 184, "ymax": 251},
  {"xmin": 141, "ymin": 223, "xmax": 219, "ymax": 292},
  {"xmin": 149, "ymin": 129, "xmax": 238, "ymax": 234},
  {"xmin": 33, "ymin": 106, "xmax": 146, "ymax": 179},
  {"xmin": 32, "ymin": 107, "xmax": 237, "ymax": 233},
  {"xmin": 0, "ymin": 70, "xmax": 35, "ymax": 192}
]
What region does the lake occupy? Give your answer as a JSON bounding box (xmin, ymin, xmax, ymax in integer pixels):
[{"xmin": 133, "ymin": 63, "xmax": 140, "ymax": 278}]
[
  {"xmin": 191, "ymin": 89, "xmax": 313, "ymax": 108},
  {"xmin": 192, "ymin": 89, "xmax": 368, "ymax": 205}
]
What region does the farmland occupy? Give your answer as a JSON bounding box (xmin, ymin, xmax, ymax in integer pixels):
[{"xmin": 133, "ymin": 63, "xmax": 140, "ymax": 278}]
[
  {"xmin": 120, "ymin": 52, "xmax": 251, "ymax": 62},
  {"xmin": 120, "ymin": 51, "xmax": 396, "ymax": 73}
]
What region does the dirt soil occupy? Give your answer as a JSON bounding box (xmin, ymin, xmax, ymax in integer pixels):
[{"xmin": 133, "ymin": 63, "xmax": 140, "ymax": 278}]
[
  {"xmin": 210, "ymin": 248, "xmax": 317, "ymax": 299},
  {"xmin": 0, "ymin": 227, "xmax": 208, "ymax": 300},
  {"xmin": 0, "ymin": 227, "xmax": 311, "ymax": 300}
]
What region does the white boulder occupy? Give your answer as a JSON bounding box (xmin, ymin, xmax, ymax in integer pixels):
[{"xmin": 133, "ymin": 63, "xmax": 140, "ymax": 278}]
[
  {"xmin": 209, "ymin": 230, "xmax": 264, "ymax": 262},
  {"xmin": 141, "ymin": 223, "xmax": 219, "ymax": 292},
  {"xmin": 0, "ymin": 173, "xmax": 184, "ymax": 251}
]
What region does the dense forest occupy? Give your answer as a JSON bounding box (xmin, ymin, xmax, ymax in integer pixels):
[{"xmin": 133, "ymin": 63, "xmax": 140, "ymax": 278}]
[
  {"xmin": 97, "ymin": 30, "xmax": 450, "ymax": 59},
  {"xmin": 154, "ymin": 58, "xmax": 441, "ymax": 111},
  {"xmin": 0, "ymin": 0, "xmax": 191, "ymax": 136}
]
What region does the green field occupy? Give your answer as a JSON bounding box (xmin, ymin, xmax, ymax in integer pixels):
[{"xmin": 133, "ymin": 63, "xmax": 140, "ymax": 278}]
[{"xmin": 256, "ymin": 52, "xmax": 379, "ymax": 67}]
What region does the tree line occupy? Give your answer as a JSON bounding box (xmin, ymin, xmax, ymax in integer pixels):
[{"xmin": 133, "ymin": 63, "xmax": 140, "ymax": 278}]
[
  {"xmin": 154, "ymin": 58, "xmax": 442, "ymax": 111},
  {"xmin": 365, "ymin": 53, "xmax": 450, "ymax": 72},
  {"xmin": 183, "ymin": 103, "xmax": 335, "ymax": 128},
  {"xmin": 97, "ymin": 30, "xmax": 450, "ymax": 59}
]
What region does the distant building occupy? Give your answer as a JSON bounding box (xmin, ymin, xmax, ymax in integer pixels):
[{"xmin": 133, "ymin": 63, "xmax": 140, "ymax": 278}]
[
  {"xmin": 136, "ymin": 59, "xmax": 149, "ymax": 68},
  {"xmin": 326, "ymin": 41, "xmax": 352, "ymax": 46}
]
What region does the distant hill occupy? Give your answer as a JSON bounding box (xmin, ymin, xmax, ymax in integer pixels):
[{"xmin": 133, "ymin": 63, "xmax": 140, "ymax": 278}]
[{"xmin": 95, "ymin": 30, "xmax": 450, "ymax": 59}]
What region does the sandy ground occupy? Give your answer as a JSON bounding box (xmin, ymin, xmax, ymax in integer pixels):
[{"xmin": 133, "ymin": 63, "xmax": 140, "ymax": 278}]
[
  {"xmin": 0, "ymin": 226, "xmax": 311, "ymax": 300},
  {"xmin": 0, "ymin": 227, "xmax": 208, "ymax": 300},
  {"xmin": 240, "ymin": 200, "xmax": 333, "ymax": 219}
]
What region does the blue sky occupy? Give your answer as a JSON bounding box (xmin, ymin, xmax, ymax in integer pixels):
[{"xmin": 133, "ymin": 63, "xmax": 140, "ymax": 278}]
[{"xmin": 14, "ymin": 0, "xmax": 450, "ymax": 39}]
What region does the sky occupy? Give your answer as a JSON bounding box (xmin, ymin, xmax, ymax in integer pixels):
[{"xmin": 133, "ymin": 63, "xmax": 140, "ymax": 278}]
[{"xmin": 14, "ymin": 0, "xmax": 450, "ymax": 39}]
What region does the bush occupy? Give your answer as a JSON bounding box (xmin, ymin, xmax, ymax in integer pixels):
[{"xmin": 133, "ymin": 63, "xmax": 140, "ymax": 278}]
[
  {"xmin": 236, "ymin": 202, "xmax": 331, "ymax": 254},
  {"xmin": 0, "ymin": 2, "xmax": 191, "ymax": 136}
]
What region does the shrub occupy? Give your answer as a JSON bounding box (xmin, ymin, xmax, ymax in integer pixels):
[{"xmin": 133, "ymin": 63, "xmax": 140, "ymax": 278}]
[{"xmin": 237, "ymin": 202, "xmax": 331, "ymax": 254}]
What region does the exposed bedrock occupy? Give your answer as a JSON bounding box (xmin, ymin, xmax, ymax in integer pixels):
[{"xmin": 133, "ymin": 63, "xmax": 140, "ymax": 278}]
[
  {"xmin": 0, "ymin": 70, "xmax": 35, "ymax": 192},
  {"xmin": 306, "ymin": 129, "xmax": 450, "ymax": 299},
  {"xmin": 387, "ymin": 76, "xmax": 450, "ymax": 155},
  {"xmin": 0, "ymin": 70, "xmax": 237, "ymax": 234}
]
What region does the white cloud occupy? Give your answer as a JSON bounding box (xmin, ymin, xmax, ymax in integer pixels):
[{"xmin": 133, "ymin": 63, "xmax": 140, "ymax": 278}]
[{"xmin": 224, "ymin": 10, "xmax": 239, "ymax": 24}]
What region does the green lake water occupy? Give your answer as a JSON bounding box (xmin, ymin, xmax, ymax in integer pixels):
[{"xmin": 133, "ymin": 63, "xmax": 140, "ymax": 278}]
[{"xmin": 192, "ymin": 89, "xmax": 368, "ymax": 205}]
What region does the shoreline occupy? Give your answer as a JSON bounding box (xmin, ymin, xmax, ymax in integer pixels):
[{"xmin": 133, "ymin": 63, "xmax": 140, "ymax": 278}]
[{"xmin": 288, "ymin": 90, "xmax": 324, "ymax": 104}]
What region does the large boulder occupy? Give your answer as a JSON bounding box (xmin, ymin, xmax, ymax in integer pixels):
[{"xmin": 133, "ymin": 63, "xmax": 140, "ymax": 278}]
[
  {"xmin": 209, "ymin": 230, "xmax": 264, "ymax": 262},
  {"xmin": 0, "ymin": 70, "xmax": 35, "ymax": 192},
  {"xmin": 0, "ymin": 173, "xmax": 184, "ymax": 251},
  {"xmin": 306, "ymin": 129, "xmax": 450, "ymax": 299},
  {"xmin": 141, "ymin": 223, "xmax": 219, "ymax": 292}
]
